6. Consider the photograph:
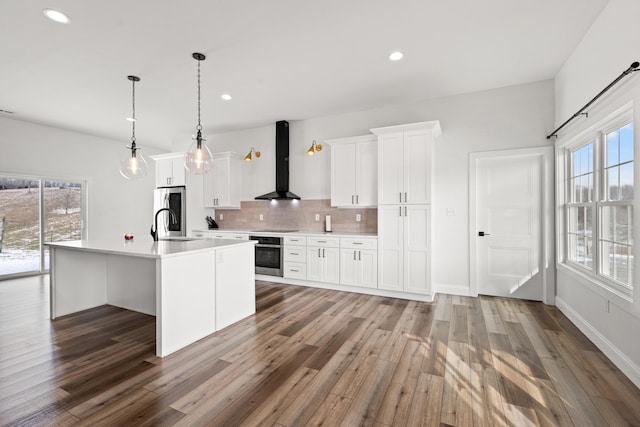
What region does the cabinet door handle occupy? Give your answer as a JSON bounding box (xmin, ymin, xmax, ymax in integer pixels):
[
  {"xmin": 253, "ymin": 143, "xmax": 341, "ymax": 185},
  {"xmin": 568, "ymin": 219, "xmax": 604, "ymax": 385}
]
[
  {"xmin": 399, "ymin": 192, "xmax": 402, "ymax": 203},
  {"xmin": 405, "ymin": 206, "xmax": 407, "ymax": 216},
  {"xmin": 353, "ymin": 242, "xmax": 363, "ymax": 245},
  {"xmin": 291, "ymin": 269, "xmax": 299, "ymax": 272},
  {"xmin": 359, "ymin": 251, "xmax": 361, "ymax": 261},
  {"xmin": 353, "ymin": 250, "xmax": 357, "ymax": 260},
  {"xmin": 323, "ymin": 248, "xmax": 325, "ymax": 258},
  {"xmin": 352, "ymin": 195, "xmax": 354, "ymax": 204},
  {"xmin": 399, "ymin": 206, "xmax": 402, "ymax": 217},
  {"xmin": 318, "ymin": 248, "xmax": 321, "ymax": 257},
  {"xmin": 404, "ymin": 192, "xmax": 407, "ymax": 203},
  {"xmin": 291, "ymin": 252, "xmax": 299, "ymax": 255},
  {"xmin": 356, "ymin": 195, "xmax": 359, "ymax": 204}
]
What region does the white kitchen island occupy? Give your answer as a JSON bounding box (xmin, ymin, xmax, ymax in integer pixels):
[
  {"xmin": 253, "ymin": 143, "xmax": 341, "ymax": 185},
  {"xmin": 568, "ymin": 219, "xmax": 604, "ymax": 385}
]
[{"xmin": 47, "ymin": 238, "xmax": 256, "ymax": 357}]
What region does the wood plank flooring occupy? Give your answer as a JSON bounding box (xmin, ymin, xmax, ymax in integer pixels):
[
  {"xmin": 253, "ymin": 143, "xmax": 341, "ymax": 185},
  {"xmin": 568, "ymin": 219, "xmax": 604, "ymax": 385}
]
[{"xmin": 1, "ymin": 275, "xmax": 639, "ymax": 426}]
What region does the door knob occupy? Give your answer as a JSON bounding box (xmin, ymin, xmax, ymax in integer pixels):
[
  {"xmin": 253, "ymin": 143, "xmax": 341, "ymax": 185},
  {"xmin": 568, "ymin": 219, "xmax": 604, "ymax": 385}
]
[{"xmin": 478, "ymin": 231, "xmax": 490, "ymax": 236}]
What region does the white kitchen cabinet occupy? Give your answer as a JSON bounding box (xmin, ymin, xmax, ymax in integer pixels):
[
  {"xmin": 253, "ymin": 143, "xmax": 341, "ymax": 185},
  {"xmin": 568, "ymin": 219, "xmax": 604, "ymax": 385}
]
[
  {"xmin": 339, "ymin": 237, "xmax": 377, "ymax": 288},
  {"xmin": 307, "ymin": 237, "xmax": 340, "ymax": 284},
  {"xmin": 327, "ymin": 135, "xmax": 377, "ymax": 208},
  {"xmin": 284, "ymin": 235, "xmax": 307, "ymax": 280},
  {"xmin": 378, "ymin": 204, "xmax": 430, "ymax": 294},
  {"xmin": 191, "ymin": 230, "xmax": 248, "ymax": 240},
  {"xmin": 203, "ymin": 152, "xmax": 241, "ymax": 209},
  {"xmin": 151, "ymin": 153, "xmax": 186, "ymax": 188},
  {"xmin": 371, "ymin": 121, "xmax": 441, "ymax": 205}
]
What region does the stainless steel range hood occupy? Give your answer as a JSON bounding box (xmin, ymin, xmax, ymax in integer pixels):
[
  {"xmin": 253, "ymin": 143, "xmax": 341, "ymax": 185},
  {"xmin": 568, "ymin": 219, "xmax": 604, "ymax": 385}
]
[{"xmin": 255, "ymin": 121, "xmax": 301, "ymax": 200}]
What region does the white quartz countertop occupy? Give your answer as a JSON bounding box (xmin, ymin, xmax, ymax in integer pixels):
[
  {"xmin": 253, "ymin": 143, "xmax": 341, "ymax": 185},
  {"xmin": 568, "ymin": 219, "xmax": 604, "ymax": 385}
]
[
  {"xmin": 193, "ymin": 229, "xmax": 377, "ymax": 238},
  {"xmin": 46, "ymin": 238, "xmax": 256, "ymax": 259}
]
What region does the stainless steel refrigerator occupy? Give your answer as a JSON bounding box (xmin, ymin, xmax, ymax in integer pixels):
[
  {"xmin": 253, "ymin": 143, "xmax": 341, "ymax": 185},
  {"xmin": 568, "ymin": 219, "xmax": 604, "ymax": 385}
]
[{"xmin": 153, "ymin": 186, "xmax": 186, "ymax": 238}]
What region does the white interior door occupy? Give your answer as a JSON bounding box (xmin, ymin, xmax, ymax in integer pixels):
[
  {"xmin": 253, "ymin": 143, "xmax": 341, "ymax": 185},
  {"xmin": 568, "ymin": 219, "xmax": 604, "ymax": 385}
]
[{"xmin": 474, "ymin": 153, "xmax": 543, "ymax": 300}]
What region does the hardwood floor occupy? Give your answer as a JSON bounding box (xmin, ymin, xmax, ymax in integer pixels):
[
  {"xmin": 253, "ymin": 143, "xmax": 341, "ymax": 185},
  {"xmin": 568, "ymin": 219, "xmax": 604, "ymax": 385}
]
[{"xmin": 1, "ymin": 276, "xmax": 639, "ymax": 426}]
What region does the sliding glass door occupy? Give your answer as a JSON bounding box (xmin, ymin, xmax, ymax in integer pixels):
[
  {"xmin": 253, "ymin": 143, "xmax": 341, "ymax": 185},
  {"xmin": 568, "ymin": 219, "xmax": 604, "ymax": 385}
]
[{"xmin": 0, "ymin": 175, "xmax": 86, "ymax": 278}]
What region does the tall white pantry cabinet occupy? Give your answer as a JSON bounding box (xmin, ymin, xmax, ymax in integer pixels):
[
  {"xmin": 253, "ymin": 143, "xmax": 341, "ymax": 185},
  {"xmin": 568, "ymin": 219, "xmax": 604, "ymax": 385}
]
[{"xmin": 371, "ymin": 121, "xmax": 441, "ymax": 297}]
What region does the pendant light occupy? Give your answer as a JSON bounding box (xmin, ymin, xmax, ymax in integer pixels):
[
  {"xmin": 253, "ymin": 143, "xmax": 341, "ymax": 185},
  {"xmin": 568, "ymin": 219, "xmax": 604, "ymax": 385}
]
[
  {"xmin": 184, "ymin": 52, "xmax": 213, "ymax": 175},
  {"xmin": 306, "ymin": 140, "xmax": 322, "ymax": 156},
  {"xmin": 244, "ymin": 147, "xmax": 261, "ymax": 162},
  {"xmin": 119, "ymin": 75, "xmax": 148, "ymax": 180}
]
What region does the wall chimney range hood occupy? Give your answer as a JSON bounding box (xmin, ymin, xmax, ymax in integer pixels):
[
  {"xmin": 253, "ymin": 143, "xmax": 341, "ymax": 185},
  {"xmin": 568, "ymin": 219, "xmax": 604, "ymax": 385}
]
[{"xmin": 255, "ymin": 121, "xmax": 301, "ymax": 200}]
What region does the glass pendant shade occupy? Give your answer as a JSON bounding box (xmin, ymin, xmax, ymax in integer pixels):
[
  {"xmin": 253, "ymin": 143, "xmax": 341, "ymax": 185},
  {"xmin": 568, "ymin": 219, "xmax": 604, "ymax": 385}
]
[
  {"xmin": 120, "ymin": 146, "xmax": 148, "ymax": 179},
  {"xmin": 185, "ymin": 52, "xmax": 213, "ymax": 175},
  {"xmin": 120, "ymin": 75, "xmax": 148, "ymax": 180},
  {"xmin": 184, "ymin": 133, "xmax": 213, "ymax": 175}
]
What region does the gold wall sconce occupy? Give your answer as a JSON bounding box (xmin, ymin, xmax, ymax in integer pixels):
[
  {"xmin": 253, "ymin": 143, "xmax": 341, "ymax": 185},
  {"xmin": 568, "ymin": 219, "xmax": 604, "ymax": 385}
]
[
  {"xmin": 244, "ymin": 147, "xmax": 261, "ymax": 162},
  {"xmin": 306, "ymin": 140, "xmax": 322, "ymax": 156}
]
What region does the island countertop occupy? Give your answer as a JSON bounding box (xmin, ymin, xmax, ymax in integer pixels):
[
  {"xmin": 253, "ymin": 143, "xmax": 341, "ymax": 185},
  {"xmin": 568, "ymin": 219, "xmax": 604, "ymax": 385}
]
[{"xmin": 46, "ymin": 238, "xmax": 256, "ymax": 259}]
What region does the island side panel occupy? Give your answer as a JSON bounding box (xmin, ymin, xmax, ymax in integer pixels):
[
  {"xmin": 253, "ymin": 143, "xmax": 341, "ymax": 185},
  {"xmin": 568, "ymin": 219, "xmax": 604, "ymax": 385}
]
[
  {"xmin": 50, "ymin": 247, "xmax": 108, "ymax": 319},
  {"xmin": 156, "ymin": 251, "xmax": 216, "ymax": 357},
  {"xmin": 215, "ymin": 243, "xmax": 256, "ymax": 330},
  {"xmin": 106, "ymin": 254, "xmax": 156, "ymax": 316}
]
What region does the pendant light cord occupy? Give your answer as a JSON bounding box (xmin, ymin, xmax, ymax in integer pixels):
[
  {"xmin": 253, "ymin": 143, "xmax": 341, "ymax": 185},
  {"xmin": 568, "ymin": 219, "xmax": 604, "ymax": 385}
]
[
  {"xmin": 131, "ymin": 77, "xmax": 136, "ymax": 145},
  {"xmin": 197, "ymin": 58, "xmax": 202, "ymax": 131}
]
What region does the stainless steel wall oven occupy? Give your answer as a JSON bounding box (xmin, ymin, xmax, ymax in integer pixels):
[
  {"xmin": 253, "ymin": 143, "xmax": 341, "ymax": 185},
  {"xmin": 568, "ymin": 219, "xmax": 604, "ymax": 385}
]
[{"xmin": 250, "ymin": 235, "xmax": 283, "ymax": 276}]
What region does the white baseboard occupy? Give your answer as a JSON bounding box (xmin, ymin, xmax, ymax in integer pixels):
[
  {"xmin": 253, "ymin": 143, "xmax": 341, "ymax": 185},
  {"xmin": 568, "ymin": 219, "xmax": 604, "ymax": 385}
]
[
  {"xmin": 255, "ymin": 274, "xmax": 433, "ymax": 302},
  {"xmin": 433, "ymin": 283, "xmax": 476, "ymax": 298},
  {"xmin": 556, "ymin": 296, "xmax": 640, "ymax": 389}
]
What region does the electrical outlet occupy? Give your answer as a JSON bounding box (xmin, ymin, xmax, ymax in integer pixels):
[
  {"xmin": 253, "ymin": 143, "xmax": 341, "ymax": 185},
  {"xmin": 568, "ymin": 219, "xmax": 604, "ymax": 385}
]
[
  {"xmin": 219, "ymin": 213, "xmax": 223, "ymax": 220},
  {"xmin": 315, "ymin": 214, "xmax": 320, "ymax": 221},
  {"xmin": 259, "ymin": 214, "xmax": 264, "ymax": 221},
  {"xmin": 356, "ymin": 213, "xmax": 361, "ymax": 222},
  {"xmin": 446, "ymin": 208, "xmax": 456, "ymax": 217}
]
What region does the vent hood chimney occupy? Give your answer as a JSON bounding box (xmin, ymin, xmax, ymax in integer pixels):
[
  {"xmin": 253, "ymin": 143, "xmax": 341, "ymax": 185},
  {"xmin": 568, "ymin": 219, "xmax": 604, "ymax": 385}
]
[{"xmin": 255, "ymin": 121, "xmax": 301, "ymax": 200}]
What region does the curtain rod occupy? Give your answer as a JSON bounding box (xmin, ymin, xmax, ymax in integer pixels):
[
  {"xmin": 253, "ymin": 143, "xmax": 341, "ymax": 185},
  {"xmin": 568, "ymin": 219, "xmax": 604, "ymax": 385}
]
[{"xmin": 547, "ymin": 61, "xmax": 639, "ymax": 139}]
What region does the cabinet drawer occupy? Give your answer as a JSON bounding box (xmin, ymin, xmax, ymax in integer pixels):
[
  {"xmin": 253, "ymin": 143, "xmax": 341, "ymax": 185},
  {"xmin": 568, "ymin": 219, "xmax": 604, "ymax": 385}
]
[
  {"xmin": 192, "ymin": 231, "xmax": 210, "ymax": 238},
  {"xmin": 284, "ymin": 235, "xmax": 307, "ymax": 246},
  {"xmin": 307, "ymin": 237, "xmax": 340, "ymax": 247},
  {"xmin": 284, "ymin": 246, "xmax": 306, "ymax": 262},
  {"xmin": 341, "ymin": 238, "xmax": 377, "ymax": 250},
  {"xmin": 284, "ymin": 262, "xmax": 306, "ymax": 279}
]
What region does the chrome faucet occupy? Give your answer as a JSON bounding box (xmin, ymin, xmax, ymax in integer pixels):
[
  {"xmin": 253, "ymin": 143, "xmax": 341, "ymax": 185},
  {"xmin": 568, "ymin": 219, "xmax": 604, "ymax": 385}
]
[{"xmin": 151, "ymin": 208, "xmax": 177, "ymax": 241}]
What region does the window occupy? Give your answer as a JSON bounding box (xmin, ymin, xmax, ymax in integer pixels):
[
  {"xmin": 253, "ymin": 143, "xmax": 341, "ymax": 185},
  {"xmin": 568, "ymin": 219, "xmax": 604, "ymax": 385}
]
[
  {"xmin": 0, "ymin": 175, "xmax": 86, "ymax": 278},
  {"xmin": 565, "ymin": 117, "xmax": 634, "ymax": 294}
]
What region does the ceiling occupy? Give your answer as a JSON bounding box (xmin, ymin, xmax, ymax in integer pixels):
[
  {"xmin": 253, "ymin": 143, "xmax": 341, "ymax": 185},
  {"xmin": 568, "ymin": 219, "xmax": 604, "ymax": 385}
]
[{"xmin": 0, "ymin": 0, "xmax": 608, "ymax": 150}]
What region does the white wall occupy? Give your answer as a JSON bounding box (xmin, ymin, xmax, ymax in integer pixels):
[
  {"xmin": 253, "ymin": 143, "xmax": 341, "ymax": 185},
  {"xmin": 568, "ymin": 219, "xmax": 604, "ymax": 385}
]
[
  {"xmin": 0, "ymin": 117, "xmax": 161, "ymax": 241},
  {"xmin": 174, "ymin": 79, "xmax": 555, "ymax": 294},
  {"xmin": 553, "ymin": 0, "xmax": 640, "ymax": 387}
]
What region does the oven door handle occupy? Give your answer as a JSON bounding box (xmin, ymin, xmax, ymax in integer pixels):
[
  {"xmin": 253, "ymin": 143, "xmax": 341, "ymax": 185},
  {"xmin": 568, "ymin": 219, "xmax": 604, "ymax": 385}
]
[{"xmin": 255, "ymin": 244, "xmax": 282, "ymax": 249}]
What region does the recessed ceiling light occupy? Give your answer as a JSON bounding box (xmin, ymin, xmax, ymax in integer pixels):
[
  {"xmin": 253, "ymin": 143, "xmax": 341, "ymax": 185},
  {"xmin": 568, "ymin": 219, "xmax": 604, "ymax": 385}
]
[
  {"xmin": 388, "ymin": 51, "xmax": 404, "ymax": 61},
  {"xmin": 43, "ymin": 9, "xmax": 71, "ymax": 24},
  {"xmin": 221, "ymin": 94, "xmax": 232, "ymax": 101}
]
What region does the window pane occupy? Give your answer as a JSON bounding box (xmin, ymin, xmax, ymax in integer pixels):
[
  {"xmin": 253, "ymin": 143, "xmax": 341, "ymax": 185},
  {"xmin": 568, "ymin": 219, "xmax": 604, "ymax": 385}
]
[
  {"xmin": 620, "ymin": 162, "xmax": 633, "ymax": 200},
  {"xmin": 585, "ymin": 238, "xmax": 593, "ymax": 268},
  {"xmin": 0, "ymin": 178, "xmax": 41, "ymax": 276},
  {"xmin": 571, "ymin": 178, "xmax": 580, "ymax": 203},
  {"xmin": 588, "ymin": 144, "xmax": 594, "ymax": 173},
  {"xmin": 607, "ymin": 166, "xmax": 620, "ymax": 200},
  {"xmin": 601, "ymin": 205, "xmax": 632, "ymax": 245},
  {"xmin": 585, "ymin": 206, "xmax": 593, "ymax": 237},
  {"xmin": 620, "ymin": 123, "xmax": 634, "ymax": 164},
  {"xmin": 577, "ymin": 206, "xmax": 585, "ymax": 234},
  {"xmin": 613, "ymin": 244, "xmax": 629, "ymax": 284},
  {"xmin": 573, "ymin": 150, "xmax": 580, "ymax": 177},
  {"xmin": 568, "ymin": 207, "xmax": 577, "ymax": 233},
  {"xmin": 43, "ymin": 181, "xmax": 83, "ymax": 270},
  {"xmin": 607, "ymin": 130, "xmax": 619, "ymax": 167},
  {"xmin": 580, "ymin": 146, "xmax": 589, "ymax": 175}
]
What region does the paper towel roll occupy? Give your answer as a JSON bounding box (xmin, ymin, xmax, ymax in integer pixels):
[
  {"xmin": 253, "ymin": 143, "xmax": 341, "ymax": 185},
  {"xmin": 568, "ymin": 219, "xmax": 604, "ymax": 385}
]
[{"xmin": 325, "ymin": 214, "xmax": 332, "ymax": 232}]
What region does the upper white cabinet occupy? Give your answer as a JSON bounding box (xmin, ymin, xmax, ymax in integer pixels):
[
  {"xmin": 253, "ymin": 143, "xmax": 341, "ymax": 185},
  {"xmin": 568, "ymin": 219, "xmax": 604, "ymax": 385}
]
[
  {"xmin": 203, "ymin": 152, "xmax": 242, "ymax": 209},
  {"xmin": 150, "ymin": 153, "xmax": 186, "ymax": 188},
  {"xmin": 371, "ymin": 121, "xmax": 441, "ymax": 205},
  {"xmin": 327, "ymin": 135, "xmax": 377, "ymax": 208}
]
